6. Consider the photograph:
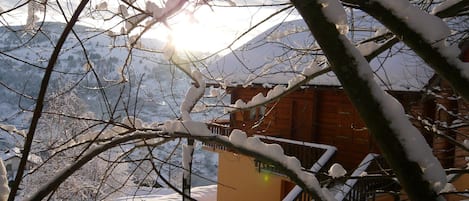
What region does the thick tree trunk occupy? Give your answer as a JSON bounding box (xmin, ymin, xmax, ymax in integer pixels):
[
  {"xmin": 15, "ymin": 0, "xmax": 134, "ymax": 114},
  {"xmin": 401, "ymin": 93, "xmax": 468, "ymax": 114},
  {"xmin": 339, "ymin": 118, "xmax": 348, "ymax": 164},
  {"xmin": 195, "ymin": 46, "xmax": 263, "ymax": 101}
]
[{"xmin": 291, "ymin": 0, "xmax": 442, "ymax": 200}]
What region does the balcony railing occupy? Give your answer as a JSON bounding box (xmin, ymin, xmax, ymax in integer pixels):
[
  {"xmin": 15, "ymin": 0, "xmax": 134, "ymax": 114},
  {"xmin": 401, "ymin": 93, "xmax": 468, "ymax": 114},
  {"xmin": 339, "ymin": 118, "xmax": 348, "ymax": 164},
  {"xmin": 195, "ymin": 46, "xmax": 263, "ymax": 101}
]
[{"xmin": 205, "ymin": 123, "xmax": 335, "ymax": 174}]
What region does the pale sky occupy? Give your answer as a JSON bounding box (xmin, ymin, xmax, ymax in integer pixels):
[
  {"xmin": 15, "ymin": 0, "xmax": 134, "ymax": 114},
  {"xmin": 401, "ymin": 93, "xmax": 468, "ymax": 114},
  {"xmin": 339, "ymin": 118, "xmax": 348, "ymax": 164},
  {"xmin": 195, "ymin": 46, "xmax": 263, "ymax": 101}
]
[{"xmin": 0, "ymin": 0, "xmax": 299, "ymax": 54}]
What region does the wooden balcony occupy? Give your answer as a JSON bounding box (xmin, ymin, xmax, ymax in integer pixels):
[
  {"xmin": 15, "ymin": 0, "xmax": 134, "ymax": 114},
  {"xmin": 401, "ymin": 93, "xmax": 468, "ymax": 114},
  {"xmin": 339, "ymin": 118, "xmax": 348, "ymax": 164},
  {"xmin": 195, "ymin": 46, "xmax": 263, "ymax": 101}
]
[{"xmin": 205, "ymin": 122, "xmax": 332, "ymax": 173}]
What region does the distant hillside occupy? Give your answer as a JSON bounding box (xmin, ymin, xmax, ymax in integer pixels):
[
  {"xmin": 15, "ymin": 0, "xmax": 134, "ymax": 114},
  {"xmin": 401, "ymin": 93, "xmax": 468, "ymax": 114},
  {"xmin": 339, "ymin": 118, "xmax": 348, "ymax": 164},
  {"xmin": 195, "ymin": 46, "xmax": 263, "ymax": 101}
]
[
  {"xmin": 0, "ymin": 22, "xmax": 192, "ymax": 130},
  {"xmin": 0, "ymin": 22, "xmax": 221, "ymax": 190}
]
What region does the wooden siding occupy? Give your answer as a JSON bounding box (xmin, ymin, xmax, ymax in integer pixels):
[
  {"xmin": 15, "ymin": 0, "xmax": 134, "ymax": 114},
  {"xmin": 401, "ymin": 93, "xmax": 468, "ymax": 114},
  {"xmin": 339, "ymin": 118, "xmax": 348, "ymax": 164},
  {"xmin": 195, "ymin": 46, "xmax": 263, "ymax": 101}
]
[{"xmin": 228, "ymin": 85, "xmax": 423, "ymax": 170}]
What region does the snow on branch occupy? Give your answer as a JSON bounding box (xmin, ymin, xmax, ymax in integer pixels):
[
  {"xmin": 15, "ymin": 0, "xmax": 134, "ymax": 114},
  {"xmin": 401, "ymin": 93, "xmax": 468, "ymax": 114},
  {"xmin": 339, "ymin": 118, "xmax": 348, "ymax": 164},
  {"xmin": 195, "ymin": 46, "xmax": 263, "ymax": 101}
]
[
  {"xmin": 156, "ymin": 122, "xmax": 335, "ymax": 200},
  {"xmin": 342, "ymin": 24, "xmax": 449, "ymax": 195},
  {"xmin": 292, "ymin": 0, "xmax": 448, "ymax": 199},
  {"xmin": 162, "ymin": 120, "xmax": 213, "ymax": 136},
  {"xmin": 49, "ymin": 116, "xmax": 166, "ymax": 155},
  {"xmin": 180, "ymin": 70, "xmax": 206, "ymax": 121},
  {"xmin": 227, "ymin": 33, "xmax": 395, "ymax": 113},
  {"xmin": 318, "ymin": 0, "xmax": 349, "ymax": 35},
  {"xmin": 178, "ymin": 70, "xmax": 205, "ymax": 187},
  {"xmin": 416, "ymin": 116, "xmax": 469, "ymax": 153},
  {"xmin": 0, "ymin": 159, "xmax": 9, "ymax": 201},
  {"xmin": 432, "ymin": 0, "xmax": 464, "ymax": 14},
  {"xmin": 146, "ymin": 0, "xmax": 187, "ymax": 23},
  {"xmin": 374, "ymin": 0, "xmax": 450, "ymax": 46},
  {"xmin": 26, "ymin": 132, "xmax": 171, "ymax": 201},
  {"xmin": 25, "ymin": 115, "xmax": 334, "ymax": 200},
  {"xmin": 117, "ymin": 0, "xmax": 188, "ymax": 34},
  {"xmin": 181, "ymin": 143, "xmax": 194, "ymax": 175},
  {"xmin": 0, "ymin": 123, "xmax": 26, "ymax": 137},
  {"xmin": 358, "ymin": 0, "xmax": 469, "ymax": 101},
  {"xmin": 229, "ymin": 63, "xmax": 330, "ymax": 111},
  {"xmin": 170, "ymin": 54, "xmax": 207, "ymax": 197},
  {"xmin": 432, "ymin": 0, "xmax": 469, "ymax": 18}
]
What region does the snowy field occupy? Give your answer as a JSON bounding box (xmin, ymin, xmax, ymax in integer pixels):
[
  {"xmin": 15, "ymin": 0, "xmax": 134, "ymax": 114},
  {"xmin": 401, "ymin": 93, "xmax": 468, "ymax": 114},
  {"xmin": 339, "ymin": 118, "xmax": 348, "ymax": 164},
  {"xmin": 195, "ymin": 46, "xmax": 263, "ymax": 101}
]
[{"xmin": 116, "ymin": 185, "xmax": 217, "ymax": 201}]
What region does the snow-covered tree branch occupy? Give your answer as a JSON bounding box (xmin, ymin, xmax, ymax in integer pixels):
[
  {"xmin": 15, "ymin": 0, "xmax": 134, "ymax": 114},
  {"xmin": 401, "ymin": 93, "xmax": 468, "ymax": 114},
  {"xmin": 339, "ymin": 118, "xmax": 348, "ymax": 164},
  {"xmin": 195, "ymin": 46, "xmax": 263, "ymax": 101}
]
[
  {"xmin": 346, "ymin": 0, "xmax": 469, "ymax": 101},
  {"xmin": 0, "ymin": 0, "xmax": 467, "ymax": 200},
  {"xmin": 291, "ymin": 0, "xmax": 468, "ymax": 200}
]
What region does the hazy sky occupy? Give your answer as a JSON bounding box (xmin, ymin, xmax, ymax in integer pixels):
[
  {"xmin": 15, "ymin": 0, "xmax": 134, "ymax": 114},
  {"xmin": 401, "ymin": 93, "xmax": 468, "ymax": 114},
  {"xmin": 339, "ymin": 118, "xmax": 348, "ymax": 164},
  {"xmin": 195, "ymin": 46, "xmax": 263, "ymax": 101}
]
[{"xmin": 0, "ymin": 0, "xmax": 298, "ymax": 53}]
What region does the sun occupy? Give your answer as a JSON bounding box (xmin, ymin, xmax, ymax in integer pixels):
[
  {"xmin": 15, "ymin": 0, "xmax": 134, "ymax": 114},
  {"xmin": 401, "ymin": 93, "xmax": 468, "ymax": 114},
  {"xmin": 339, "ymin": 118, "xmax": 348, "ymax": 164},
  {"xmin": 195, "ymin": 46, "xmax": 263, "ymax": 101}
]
[
  {"xmin": 147, "ymin": 5, "xmax": 255, "ymax": 54},
  {"xmin": 167, "ymin": 11, "xmax": 230, "ymax": 53}
]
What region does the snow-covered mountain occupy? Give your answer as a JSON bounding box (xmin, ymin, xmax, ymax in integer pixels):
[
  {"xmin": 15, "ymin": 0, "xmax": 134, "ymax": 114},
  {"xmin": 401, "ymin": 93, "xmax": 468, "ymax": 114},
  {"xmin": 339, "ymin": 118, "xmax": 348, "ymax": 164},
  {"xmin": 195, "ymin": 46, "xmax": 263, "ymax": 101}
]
[
  {"xmin": 0, "ymin": 22, "xmax": 202, "ymax": 125},
  {"xmin": 0, "ymin": 22, "xmax": 220, "ymax": 189}
]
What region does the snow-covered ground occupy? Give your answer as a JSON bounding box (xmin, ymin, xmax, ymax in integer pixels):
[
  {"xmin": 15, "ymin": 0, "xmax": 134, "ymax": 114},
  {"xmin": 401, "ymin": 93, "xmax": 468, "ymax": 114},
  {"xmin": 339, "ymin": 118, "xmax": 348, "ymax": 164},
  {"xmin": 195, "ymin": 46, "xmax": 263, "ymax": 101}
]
[{"xmin": 116, "ymin": 185, "xmax": 217, "ymax": 201}]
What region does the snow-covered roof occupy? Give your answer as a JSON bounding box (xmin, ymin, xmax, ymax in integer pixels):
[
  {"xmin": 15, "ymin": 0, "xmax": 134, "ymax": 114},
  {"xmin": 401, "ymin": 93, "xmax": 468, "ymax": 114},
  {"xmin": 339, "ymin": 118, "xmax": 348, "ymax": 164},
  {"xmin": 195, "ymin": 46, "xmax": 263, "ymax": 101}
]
[{"xmin": 206, "ymin": 19, "xmax": 434, "ymax": 91}]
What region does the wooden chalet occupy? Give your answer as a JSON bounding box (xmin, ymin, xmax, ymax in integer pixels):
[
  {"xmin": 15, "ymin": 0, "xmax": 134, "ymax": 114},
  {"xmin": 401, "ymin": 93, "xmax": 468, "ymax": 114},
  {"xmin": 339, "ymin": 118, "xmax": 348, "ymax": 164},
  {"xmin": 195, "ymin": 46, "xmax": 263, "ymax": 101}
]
[
  {"xmin": 226, "ymin": 85, "xmax": 423, "ymax": 170},
  {"xmin": 203, "ymin": 19, "xmax": 469, "ymax": 200}
]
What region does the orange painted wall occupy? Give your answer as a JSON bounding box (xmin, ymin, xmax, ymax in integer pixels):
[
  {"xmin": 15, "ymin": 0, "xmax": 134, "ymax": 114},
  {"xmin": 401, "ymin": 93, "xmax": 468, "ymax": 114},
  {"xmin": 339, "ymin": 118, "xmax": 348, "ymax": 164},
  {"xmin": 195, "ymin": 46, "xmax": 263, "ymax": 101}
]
[{"xmin": 217, "ymin": 150, "xmax": 286, "ymax": 201}]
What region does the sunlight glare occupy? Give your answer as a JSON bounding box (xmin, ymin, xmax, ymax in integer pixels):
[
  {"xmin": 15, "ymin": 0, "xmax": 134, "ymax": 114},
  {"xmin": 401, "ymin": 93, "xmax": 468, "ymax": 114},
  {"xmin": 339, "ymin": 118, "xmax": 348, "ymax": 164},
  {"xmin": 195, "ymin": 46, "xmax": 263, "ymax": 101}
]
[{"xmin": 168, "ymin": 12, "xmax": 228, "ymax": 53}]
